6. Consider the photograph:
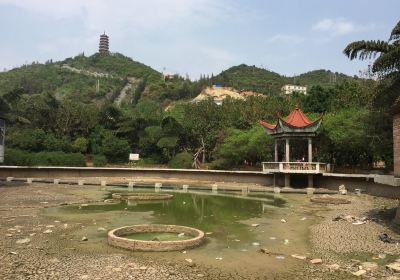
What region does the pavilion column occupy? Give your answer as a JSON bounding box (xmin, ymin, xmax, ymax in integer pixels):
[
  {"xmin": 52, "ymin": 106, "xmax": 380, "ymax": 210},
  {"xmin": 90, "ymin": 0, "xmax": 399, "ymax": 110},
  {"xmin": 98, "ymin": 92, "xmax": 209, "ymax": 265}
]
[
  {"xmin": 285, "ymin": 138, "xmax": 290, "ymax": 162},
  {"xmin": 308, "ymin": 138, "xmax": 312, "ymax": 163},
  {"xmin": 274, "ymin": 139, "xmax": 278, "ymax": 162}
]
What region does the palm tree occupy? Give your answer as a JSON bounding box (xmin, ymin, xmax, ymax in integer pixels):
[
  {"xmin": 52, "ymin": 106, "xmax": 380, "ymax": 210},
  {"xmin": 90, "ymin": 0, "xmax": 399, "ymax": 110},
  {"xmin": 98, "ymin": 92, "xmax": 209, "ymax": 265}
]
[
  {"xmin": 343, "ymin": 20, "xmax": 400, "ymax": 106},
  {"xmin": 344, "ymin": 20, "xmax": 400, "ymax": 77}
]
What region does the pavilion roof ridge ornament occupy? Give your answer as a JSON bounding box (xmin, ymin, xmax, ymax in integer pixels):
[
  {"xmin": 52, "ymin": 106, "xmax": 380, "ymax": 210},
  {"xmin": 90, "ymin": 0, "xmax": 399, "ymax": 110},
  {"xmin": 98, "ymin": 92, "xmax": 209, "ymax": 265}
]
[{"xmin": 258, "ymin": 106, "xmax": 323, "ymax": 136}]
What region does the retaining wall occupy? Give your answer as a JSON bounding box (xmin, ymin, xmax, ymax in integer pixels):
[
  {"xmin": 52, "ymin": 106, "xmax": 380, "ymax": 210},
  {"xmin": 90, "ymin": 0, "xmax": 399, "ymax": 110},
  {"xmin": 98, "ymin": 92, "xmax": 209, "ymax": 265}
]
[
  {"xmin": 0, "ymin": 166, "xmax": 272, "ymax": 185},
  {"xmin": 1, "ymin": 166, "xmax": 400, "ymax": 199}
]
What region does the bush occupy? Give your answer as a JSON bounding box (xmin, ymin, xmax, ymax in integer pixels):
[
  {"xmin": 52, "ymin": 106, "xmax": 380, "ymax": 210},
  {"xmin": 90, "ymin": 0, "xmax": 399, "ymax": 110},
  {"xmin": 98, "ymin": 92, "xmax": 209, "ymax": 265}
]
[
  {"xmin": 101, "ymin": 135, "xmax": 131, "ymax": 163},
  {"xmin": 208, "ymin": 159, "xmax": 230, "ymax": 170},
  {"xmin": 4, "ymin": 148, "xmax": 85, "ymax": 166},
  {"xmin": 4, "ymin": 148, "xmax": 31, "ymax": 165},
  {"xmin": 93, "ymin": 154, "xmax": 107, "ymax": 167},
  {"xmin": 168, "ymin": 152, "xmax": 193, "ymax": 169}
]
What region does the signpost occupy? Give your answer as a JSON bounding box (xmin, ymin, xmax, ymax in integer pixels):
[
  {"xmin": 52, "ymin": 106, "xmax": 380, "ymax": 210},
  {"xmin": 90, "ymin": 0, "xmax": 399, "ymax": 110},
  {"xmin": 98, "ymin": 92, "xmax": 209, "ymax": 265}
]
[{"xmin": 129, "ymin": 153, "xmax": 139, "ymax": 161}]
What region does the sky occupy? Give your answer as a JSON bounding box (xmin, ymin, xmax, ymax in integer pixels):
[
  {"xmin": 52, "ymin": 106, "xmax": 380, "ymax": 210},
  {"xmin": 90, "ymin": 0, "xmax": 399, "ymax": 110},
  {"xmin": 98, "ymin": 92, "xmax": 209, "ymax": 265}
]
[{"xmin": 0, "ymin": 0, "xmax": 398, "ymax": 79}]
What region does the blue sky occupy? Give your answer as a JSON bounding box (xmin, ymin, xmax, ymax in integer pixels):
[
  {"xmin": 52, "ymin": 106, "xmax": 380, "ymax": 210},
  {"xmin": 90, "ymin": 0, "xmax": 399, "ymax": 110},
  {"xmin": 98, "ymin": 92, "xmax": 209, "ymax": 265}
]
[{"xmin": 0, "ymin": 0, "xmax": 398, "ymax": 79}]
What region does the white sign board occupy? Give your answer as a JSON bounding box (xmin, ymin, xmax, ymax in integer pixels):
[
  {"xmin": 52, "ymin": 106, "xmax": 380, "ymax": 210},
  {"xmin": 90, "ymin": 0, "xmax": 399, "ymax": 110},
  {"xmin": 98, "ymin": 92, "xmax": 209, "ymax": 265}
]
[{"xmin": 129, "ymin": 153, "xmax": 139, "ymax": 161}]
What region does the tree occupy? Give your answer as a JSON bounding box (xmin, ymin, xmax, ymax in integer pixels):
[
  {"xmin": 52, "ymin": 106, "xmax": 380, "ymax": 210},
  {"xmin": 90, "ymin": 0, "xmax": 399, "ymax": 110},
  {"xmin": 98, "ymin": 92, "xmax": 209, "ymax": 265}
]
[{"xmin": 343, "ymin": 20, "xmax": 400, "ymax": 106}]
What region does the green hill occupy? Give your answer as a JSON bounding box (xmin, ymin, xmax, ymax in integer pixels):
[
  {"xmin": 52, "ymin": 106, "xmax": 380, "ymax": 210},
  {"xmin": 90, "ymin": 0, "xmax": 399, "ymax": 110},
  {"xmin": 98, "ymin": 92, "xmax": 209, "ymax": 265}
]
[
  {"xmin": 0, "ymin": 53, "xmax": 196, "ymax": 106},
  {"xmin": 0, "ymin": 55, "xmax": 367, "ymax": 108},
  {"xmin": 210, "ymin": 64, "xmax": 359, "ymax": 95}
]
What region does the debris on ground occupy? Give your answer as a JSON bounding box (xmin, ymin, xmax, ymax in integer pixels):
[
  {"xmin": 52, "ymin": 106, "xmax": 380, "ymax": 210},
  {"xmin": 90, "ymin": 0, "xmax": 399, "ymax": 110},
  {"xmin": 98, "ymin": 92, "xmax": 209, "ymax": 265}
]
[{"xmin": 378, "ymin": 233, "xmax": 398, "ymax": 244}]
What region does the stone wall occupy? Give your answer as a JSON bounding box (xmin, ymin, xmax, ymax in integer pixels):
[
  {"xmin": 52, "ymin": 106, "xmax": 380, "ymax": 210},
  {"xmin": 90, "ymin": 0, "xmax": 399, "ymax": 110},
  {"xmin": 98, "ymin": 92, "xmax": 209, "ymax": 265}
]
[
  {"xmin": 0, "ymin": 166, "xmax": 272, "ymax": 185},
  {"xmin": 394, "ymin": 113, "xmax": 400, "ymax": 177},
  {"xmin": 108, "ymin": 224, "xmax": 204, "ymax": 252}
]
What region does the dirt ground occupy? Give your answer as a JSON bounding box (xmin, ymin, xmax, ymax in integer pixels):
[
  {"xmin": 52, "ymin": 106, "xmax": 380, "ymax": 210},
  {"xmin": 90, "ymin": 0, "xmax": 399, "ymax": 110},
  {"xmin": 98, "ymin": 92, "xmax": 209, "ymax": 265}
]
[{"xmin": 0, "ymin": 181, "xmax": 400, "ymax": 280}]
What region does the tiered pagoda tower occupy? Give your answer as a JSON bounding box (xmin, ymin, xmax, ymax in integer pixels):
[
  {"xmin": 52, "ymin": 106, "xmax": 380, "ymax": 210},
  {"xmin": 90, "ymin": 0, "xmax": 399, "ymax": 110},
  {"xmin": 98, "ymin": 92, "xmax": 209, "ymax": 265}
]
[{"xmin": 99, "ymin": 32, "xmax": 109, "ymax": 54}]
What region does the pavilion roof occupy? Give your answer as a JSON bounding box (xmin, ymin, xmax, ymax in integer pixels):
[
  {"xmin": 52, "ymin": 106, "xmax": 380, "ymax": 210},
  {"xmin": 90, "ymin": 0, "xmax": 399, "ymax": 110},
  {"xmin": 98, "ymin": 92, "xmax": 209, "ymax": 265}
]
[{"xmin": 259, "ymin": 106, "xmax": 322, "ymax": 135}]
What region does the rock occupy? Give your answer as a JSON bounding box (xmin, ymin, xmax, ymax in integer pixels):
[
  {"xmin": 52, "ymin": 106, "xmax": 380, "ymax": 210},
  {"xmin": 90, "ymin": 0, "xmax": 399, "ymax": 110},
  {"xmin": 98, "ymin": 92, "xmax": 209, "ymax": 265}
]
[
  {"xmin": 16, "ymin": 238, "xmax": 30, "ymax": 244},
  {"xmin": 387, "ymin": 262, "xmax": 400, "ymax": 273},
  {"xmin": 215, "ymin": 257, "xmax": 223, "ymax": 260},
  {"xmin": 252, "ymin": 242, "xmax": 260, "ymax": 246},
  {"xmin": 178, "ymin": 233, "xmax": 185, "ymax": 237},
  {"xmin": 185, "ymin": 258, "xmax": 193, "ymax": 263},
  {"xmin": 251, "ymin": 224, "xmax": 260, "ymax": 227},
  {"xmin": 81, "ymin": 236, "xmax": 88, "ymax": 241},
  {"xmin": 280, "ymin": 219, "xmax": 287, "ymax": 223},
  {"xmin": 197, "ymin": 273, "xmax": 204, "ymax": 277},
  {"xmin": 46, "ymin": 225, "xmax": 55, "ymax": 228},
  {"xmin": 352, "ymin": 269, "xmax": 367, "ymax": 276},
  {"xmin": 291, "ymin": 254, "xmax": 307, "ymax": 260},
  {"xmin": 360, "ymin": 262, "xmax": 378, "ymax": 271},
  {"xmin": 97, "ymin": 227, "xmax": 106, "ymax": 232},
  {"xmin": 258, "ymin": 248, "xmax": 270, "ymax": 254},
  {"xmin": 5, "ymin": 234, "xmax": 12, "ymax": 237},
  {"xmin": 43, "ymin": 229, "xmax": 53, "ymax": 234},
  {"xmin": 9, "ymin": 251, "xmax": 17, "ymax": 255},
  {"xmin": 310, "ymin": 258, "xmax": 323, "ymax": 264},
  {"xmin": 326, "ymin": 264, "xmax": 340, "ymax": 271},
  {"xmin": 139, "ymin": 266, "xmax": 147, "ymax": 270}
]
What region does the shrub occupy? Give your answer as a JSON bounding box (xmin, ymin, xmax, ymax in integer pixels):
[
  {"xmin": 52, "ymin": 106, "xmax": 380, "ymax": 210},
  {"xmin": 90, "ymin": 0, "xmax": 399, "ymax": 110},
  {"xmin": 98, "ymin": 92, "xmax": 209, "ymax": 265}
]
[
  {"xmin": 4, "ymin": 148, "xmax": 31, "ymax": 165},
  {"xmin": 93, "ymin": 154, "xmax": 107, "ymax": 167},
  {"xmin": 168, "ymin": 152, "xmax": 193, "ymax": 169},
  {"xmin": 4, "ymin": 148, "xmax": 85, "ymax": 166}
]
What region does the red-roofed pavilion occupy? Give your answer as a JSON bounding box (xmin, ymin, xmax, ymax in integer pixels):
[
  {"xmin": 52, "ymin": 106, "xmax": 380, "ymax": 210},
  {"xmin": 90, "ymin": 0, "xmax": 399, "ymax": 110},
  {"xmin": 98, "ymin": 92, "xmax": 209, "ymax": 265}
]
[{"xmin": 259, "ymin": 106, "xmax": 325, "ymax": 187}]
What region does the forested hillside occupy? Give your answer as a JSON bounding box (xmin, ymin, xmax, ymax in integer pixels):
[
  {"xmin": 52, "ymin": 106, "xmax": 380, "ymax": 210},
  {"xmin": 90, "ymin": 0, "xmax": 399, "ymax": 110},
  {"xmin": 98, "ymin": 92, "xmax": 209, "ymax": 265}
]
[
  {"xmin": 209, "ymin": 64, "xmax": 359, "ymax": 95},
  {"xmin": 0, "ymin": 52, "xmax": 391, "ymax": 171}
]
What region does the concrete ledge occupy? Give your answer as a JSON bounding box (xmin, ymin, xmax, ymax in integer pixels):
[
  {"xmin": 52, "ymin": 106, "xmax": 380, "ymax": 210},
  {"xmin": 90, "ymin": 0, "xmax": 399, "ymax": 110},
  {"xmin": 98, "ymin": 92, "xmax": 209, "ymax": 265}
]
[
  {"xmin": 112, "ymin": 193, "xmax": 173, "ymax": 201},
  {"xmin": 108, "ymin": 224, "xmax": 204, "ymax": 252},
  {"xmin": 0, "ymin": 166, "xmax": 272, "ymax": 185}
]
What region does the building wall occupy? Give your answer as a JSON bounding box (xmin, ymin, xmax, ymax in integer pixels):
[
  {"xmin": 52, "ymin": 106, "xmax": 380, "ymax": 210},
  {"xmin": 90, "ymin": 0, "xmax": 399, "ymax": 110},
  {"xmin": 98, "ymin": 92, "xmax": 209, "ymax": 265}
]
[
  {"xmin": 394, "ymin": 113, "xmax": 400, "ymax": 177},
  {"xmin": 281, "ymin": 84, "xmax": 307, "ymax": 95}
]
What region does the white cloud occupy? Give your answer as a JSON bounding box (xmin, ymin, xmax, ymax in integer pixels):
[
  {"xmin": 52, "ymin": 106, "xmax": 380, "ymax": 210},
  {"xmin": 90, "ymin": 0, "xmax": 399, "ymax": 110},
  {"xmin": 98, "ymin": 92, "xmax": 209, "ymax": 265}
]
[
  {"xmin": 0, "ymin": 0, "xmax": 237, "ymax": 33},
  {"xmin": 312, "ymin": 18, "xmax": 369, "ymax": 36},
  {"xmin": 268, "ymin": 34, "xmax": 305, "ymax": 44}
]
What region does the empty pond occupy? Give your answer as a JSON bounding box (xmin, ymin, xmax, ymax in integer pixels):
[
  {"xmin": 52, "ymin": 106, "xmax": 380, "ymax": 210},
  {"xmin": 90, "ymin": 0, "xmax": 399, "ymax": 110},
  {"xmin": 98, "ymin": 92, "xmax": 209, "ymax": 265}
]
[{"xmin": 43, "ymin": 187, "xmax": 321, "ymax": 276}]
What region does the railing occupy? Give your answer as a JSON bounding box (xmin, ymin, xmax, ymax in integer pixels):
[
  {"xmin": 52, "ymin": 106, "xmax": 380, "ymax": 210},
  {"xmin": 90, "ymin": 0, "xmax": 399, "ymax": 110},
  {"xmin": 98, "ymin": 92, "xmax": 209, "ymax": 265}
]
[{"xmin": 262, "ymin": 162, "xmax": 329, "ymax": 174}]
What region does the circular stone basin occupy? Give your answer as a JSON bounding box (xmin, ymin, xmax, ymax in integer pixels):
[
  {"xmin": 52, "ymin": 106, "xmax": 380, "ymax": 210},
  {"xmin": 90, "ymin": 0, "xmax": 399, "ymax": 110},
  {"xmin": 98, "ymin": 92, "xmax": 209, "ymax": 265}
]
[
  {"xmin": 108, "ymin": 224, "xmax": 205, "ymax": 252},
  {"xmin": 310, "ymin": 196, "xmax": 350, "ymax": 205},
  {"xmin": 111, "ymin": 193, "xmax": 173, "ymax": 201}
]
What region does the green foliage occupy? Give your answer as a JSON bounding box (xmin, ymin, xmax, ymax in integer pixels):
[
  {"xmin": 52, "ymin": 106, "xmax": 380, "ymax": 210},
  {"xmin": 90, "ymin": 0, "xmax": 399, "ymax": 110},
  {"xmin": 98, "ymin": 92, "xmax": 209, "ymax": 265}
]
[
  {"xmin": 72, "ymin": 137, "xmax": 88, "ymax": 153},
  {"xmin": 168, "ymin": 152, "xmax": 193, "ymax": 169},
  {"xmin": 5, "ymin": 148, "xmax": 85, "ymax": 166},
  {"xmin": 214, "ymin": 125, "xmax": 272, "ymax": 168},
  {"xmin": 100, "ymin": 133, "xmax": 131, "ymax": 163},
  {"xmin": 343, "ymin": 20, "xmax": 400, "ymax": 107},
  {"xmin": 319, "ymin": 109, "xmax": 372, "ymax": 166},
  {"xmin": 92, "ymin": 154, "xmax": 107, "ymax": 167}
]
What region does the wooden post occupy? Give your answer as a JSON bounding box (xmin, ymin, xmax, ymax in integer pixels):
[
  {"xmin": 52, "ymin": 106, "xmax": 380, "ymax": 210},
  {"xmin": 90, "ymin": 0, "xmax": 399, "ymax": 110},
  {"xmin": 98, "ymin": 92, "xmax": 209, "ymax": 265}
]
[{"xmin": 308, "ymin": 138, "xmax": 312, "ymax": 163}]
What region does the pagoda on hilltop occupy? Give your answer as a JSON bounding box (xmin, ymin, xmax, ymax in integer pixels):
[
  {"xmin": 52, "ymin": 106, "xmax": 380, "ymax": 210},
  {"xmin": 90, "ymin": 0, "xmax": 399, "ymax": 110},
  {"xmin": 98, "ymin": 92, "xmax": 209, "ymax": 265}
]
[
  {"xmin": 99, "ymin": 32, "xmax": 109, "ymax": 54},
  {"xmin": 259, "ymin": 106, "xmax": 327, "ymax": 188}
]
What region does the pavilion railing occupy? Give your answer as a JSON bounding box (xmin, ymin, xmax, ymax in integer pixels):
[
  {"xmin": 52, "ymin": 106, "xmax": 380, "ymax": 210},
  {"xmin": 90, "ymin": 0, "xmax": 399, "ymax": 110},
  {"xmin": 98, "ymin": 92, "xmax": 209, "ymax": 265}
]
[{"xmin": 262, "ymin": 162, "xmax": 329, "ymax": 174}]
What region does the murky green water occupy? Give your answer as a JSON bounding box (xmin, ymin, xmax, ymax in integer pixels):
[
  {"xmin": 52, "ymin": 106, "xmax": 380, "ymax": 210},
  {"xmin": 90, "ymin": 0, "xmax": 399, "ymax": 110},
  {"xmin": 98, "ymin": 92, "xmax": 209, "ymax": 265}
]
[
  {"xmin": 44, "ymin": 188, "xmax": 316, "ymax": 275},
  {"xmin": 69, "ymin": 191, "xmax": 285, "ymax": 244}
]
